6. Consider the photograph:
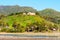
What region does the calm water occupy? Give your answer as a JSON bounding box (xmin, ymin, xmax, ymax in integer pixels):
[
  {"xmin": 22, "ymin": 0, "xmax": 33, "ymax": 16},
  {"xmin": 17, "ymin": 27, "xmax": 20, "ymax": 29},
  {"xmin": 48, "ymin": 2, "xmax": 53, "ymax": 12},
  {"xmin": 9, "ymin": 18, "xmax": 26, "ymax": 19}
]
[{"xmin": 0, "ymin": 34, "xmax": 58, "ymax": 38}]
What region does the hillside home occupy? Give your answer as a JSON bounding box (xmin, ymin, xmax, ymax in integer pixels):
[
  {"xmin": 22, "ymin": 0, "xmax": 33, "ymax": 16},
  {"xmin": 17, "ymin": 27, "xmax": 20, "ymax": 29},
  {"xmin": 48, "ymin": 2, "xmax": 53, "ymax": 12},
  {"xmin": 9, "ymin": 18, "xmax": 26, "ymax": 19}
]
[
  {"xmin": 23, "ymin": 12, "xmax": 36, "ymax": 15},
  {"xmin": 27, "ymin": 12, "xmax": 36, "ymax": 15}
]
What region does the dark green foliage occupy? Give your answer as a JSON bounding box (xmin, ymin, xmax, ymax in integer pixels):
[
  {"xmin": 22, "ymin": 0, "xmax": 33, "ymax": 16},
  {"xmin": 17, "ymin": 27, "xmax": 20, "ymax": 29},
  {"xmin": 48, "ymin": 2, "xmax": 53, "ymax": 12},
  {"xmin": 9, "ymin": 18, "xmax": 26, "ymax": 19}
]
[{"xmin": 48, "ymin": 24, "xmax": 58, "ymax": 31}]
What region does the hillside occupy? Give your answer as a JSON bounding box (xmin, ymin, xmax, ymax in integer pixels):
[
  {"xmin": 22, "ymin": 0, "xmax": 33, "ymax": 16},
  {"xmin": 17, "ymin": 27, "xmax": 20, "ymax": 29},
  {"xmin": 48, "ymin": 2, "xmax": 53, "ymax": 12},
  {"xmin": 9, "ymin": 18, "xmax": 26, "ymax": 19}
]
[
  {"xmin": 38, "ymin": 8, "xmax": 60, "ymax": 24},
  {"xmin": 0, "ymin": 5, "xmax": 36, "ymax": 15},
  {"xmin": 38, "ymin": 8, "xmax": 60, "ymax": 17},
  {"xmin": 0, "ymin": 6, "xmax": 59, "ymax": 32},
  {"xmin": 0, "ymin": 13, "xmax": 59, "ymax": 32}
]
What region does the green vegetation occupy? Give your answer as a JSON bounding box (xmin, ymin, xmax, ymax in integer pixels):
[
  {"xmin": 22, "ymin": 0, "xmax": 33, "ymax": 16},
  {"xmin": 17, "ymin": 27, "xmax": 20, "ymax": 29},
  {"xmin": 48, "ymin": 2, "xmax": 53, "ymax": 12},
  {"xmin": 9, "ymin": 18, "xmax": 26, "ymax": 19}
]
[
  {"xmin": 38, "ymin": 8, "xmax": 60, "ymax": 24},
  {"xmin": 0, "ymin": 6, "xmax": 60, "ymax": 24},
  {"xmin": 0, "ymin": 12, "xmax": 59, "ymax": 33},
  {"xmin": 0, "ymin": 6, "xmax": 59, "ymax": 33}
]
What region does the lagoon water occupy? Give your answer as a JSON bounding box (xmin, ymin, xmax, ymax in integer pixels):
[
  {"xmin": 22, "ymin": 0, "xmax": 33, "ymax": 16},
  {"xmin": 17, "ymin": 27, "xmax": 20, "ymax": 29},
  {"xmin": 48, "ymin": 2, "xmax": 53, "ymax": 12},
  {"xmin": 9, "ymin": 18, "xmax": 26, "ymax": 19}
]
[
  {"xmin": 0, "ymin": 34, "xmax": 59, "ymax": 40},
  {"xmin": 0, "ymin": 34, "xmax": 58, "ymax": 38}
]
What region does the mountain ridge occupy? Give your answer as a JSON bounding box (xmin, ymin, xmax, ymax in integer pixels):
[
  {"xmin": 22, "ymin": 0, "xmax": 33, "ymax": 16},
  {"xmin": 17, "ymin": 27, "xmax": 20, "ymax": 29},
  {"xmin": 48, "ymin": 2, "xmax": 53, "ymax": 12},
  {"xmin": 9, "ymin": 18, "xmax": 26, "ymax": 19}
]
[{"xmin": 0, "ymin": 5, "xmax": 37, "ymax": 15}]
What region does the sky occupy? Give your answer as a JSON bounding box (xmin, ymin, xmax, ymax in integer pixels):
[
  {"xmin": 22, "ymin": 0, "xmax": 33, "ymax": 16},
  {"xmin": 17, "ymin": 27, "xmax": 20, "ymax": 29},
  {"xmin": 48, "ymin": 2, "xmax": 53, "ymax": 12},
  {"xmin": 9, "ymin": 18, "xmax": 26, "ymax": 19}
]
[{"xmin": 0, "ymin": 0, "xmax": 60, "ymax": 11}]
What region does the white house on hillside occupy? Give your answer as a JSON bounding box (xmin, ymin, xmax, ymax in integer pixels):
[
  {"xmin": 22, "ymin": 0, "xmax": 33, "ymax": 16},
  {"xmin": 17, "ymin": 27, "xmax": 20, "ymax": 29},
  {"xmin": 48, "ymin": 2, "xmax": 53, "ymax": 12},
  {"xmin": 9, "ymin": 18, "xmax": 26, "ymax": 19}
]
[
  {"xmin": 27, "ymin": 12, "xmax": 36, "ymax": 15},
  {"xmin": 23, "ymin": 12, "xmax": 36, "ymax": 15}
]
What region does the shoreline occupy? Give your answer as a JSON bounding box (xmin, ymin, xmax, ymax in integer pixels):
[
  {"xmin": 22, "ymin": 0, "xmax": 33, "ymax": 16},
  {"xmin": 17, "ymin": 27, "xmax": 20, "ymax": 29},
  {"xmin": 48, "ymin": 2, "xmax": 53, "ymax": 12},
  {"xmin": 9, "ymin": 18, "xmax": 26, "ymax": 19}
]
[
  {"xmin": 0, "ymin": 32, "xmax": 59, "ymax": 36},
  {"xmin": 0, "ymin": 37, "xmax": 58, "ymax": 40},
  {"xmin": 0, "ymin": 32, "xmax": 59, "ymax": 40}
]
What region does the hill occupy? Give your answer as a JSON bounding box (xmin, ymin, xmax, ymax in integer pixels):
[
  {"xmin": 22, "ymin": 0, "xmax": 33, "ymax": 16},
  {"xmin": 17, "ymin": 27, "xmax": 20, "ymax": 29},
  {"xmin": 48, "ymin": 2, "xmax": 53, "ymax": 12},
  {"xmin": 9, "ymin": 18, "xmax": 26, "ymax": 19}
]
[
  {"xmin": 38, "ymin": 8, "xmax": 60, "ymax": 17},
  {"xmin": 0, "ymin": 5, "xmax": 60, "ymax": 24},
  {"xmin": 38, "ymin": 8, "xmax": 60, "ymax": 24},
  {"xmin": 0, "ymin": 6, "xmax": 59, "ymax": 32},
  {"xmin": 0, "ymin": 13, "xmax": 59, "ymax": 32},
  {"xmin": 0, "ymin": 5, "xmax": 37, "ymax": 15}
]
